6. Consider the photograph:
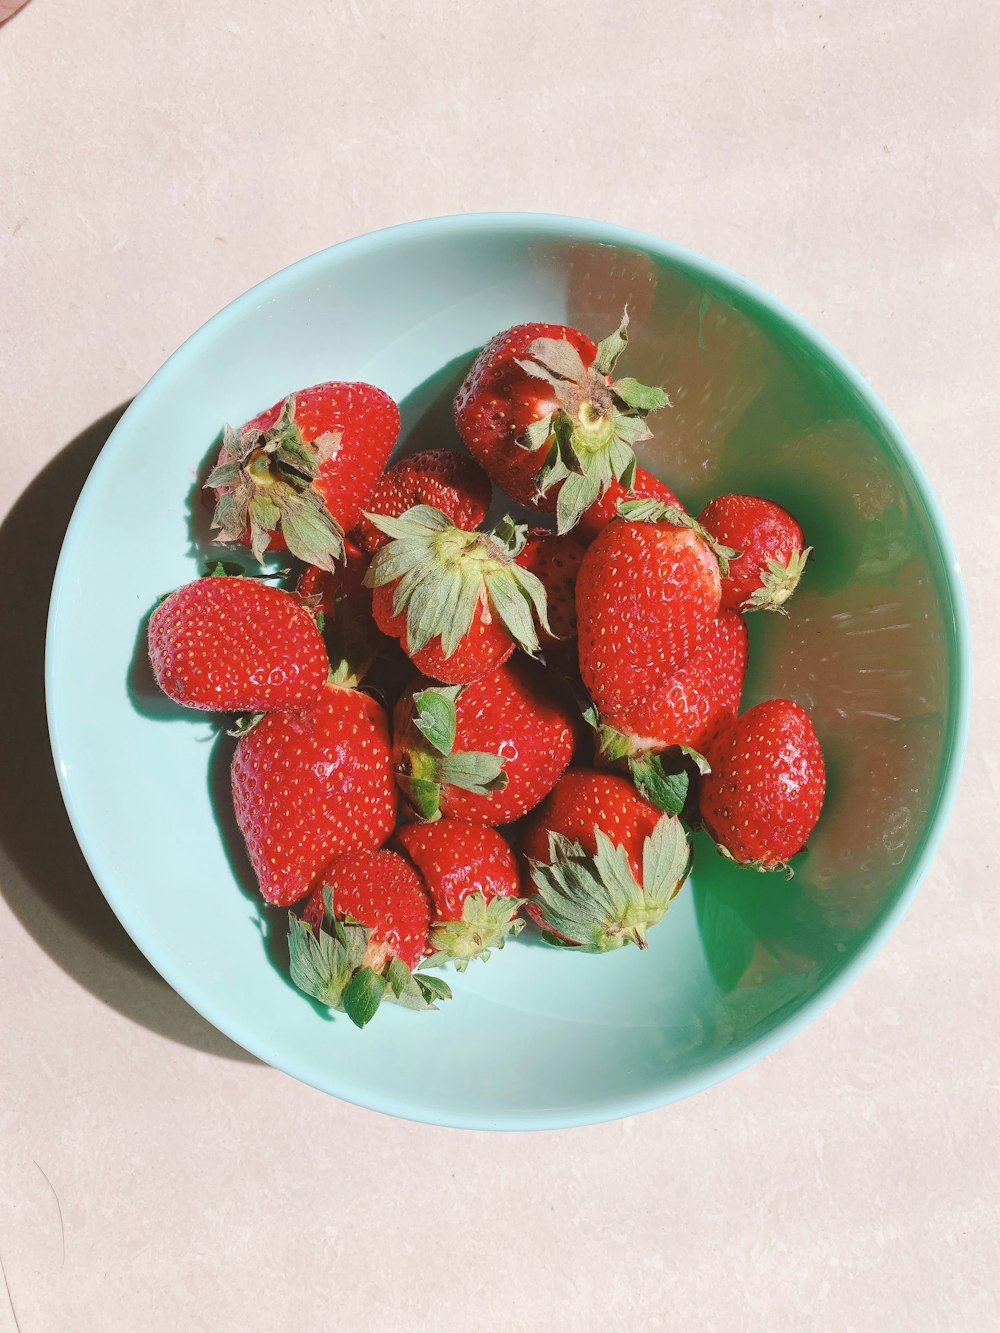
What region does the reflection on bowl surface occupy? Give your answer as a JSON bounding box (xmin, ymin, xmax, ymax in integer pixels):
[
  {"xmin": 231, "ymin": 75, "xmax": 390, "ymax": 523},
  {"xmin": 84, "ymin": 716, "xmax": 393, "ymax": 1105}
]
[{"xmin": 46, "ymin": 214, "xmax": 968, "ymax": 1128}]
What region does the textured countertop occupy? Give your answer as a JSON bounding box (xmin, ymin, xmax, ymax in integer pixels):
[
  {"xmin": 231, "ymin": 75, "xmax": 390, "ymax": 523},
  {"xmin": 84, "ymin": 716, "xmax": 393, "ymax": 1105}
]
[{"xmin": 1, "ymin": 2, "xmax": 997, "ymax": 1328}]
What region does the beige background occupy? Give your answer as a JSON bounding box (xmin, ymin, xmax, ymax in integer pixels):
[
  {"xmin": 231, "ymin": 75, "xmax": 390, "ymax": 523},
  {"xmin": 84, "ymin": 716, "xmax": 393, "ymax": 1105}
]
[{"xmin": 2, "ymin": 1, "xmax": 998, "ymax": 1329}]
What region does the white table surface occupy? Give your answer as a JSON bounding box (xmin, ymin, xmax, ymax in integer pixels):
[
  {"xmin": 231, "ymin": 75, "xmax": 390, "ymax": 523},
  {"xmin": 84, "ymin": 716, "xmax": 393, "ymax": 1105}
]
[{"xmin": 2, "ymin": 2, "xmax": 998, "ymax": 1328}]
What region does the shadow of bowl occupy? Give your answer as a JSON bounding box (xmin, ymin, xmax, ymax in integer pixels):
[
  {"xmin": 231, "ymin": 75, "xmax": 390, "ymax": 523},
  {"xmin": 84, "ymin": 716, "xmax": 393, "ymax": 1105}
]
[{"xmin": 0, "ymin": 404, "xmax": 255, "ymax": 1061}]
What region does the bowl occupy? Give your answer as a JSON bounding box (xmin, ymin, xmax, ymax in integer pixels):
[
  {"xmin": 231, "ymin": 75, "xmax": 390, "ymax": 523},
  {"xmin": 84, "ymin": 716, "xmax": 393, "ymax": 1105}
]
[{"xmin": 46, "ymin": 213, "xmax": 970, "ymax": 1129}]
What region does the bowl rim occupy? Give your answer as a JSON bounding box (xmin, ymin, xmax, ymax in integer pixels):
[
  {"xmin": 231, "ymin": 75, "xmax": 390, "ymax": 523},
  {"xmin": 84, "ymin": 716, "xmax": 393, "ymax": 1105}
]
[{"xmin": 45, "ymin": 211, "xmax": 972, "ymax": 1130}]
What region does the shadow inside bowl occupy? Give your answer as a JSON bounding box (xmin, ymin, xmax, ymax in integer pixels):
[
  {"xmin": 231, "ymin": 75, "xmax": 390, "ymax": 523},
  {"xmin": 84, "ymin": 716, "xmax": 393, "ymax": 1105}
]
[{"xmin": 0, "ymin": 405, "xmax": 255, "ymax": 1061}]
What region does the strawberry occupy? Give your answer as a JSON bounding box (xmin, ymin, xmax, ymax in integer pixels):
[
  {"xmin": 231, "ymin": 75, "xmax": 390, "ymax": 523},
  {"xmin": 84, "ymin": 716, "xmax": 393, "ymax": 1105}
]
[
  {"xmin": 515, "ymin": 529, "xmax": 586, "ymax": 645},
  {"xmin": 700, "ymin": 699, "xmax": 826, "ymax": 871},
  {"xmin": 576, "ymin": 466, "xmax": 685, "ymax": 544},
  {"xmin": 206, "ymin": 381, "xmax": 399, "ymax": 570},
  {"xmin": 354, "ymin": 449, "xmax": 491, "ymax": 555},
  {"xmin": 231, "ymin": 680, "xmax": 397, "ymax": 906},
  {"xmin": 363, "ymin": 508, "xmax": 550, "ymax": 685},
  {"xmin": 454, "ymin": 315, "xmax": 670, "ymax": 531},
  {"xmin": 395, "ymin": 820, "xmax": 523, "ymax": 969},
  {"xmin": 576, "ymin": 501, "xmax": 732, "ymax": 716},
  {"xmin": 698, "ymin": 494, "xmax": 810, "ymax": 613},
  {"xmin": 393, "ymin": 657, "xmax": 578, "ymax": 824},
  {"xmin": 289, "ymin": 850, "xmax": 450, "ymax": 1028},
  {"xmin": 148, "ymin": 574, "xmax": 328, "ymax": 712},
  {"xmin": 520, "ymin": 768, "xmax": 691, "ymax": 951},
  {"xmin": 590, "ymin": 610, "xmax": 748, "ymax": 813}
]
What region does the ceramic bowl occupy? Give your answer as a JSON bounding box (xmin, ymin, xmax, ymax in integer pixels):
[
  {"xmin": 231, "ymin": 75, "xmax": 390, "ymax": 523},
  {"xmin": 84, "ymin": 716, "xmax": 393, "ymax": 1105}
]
[{"xmin": 46, "ymin": 214, "xmax": 970, "ymax": 1128}]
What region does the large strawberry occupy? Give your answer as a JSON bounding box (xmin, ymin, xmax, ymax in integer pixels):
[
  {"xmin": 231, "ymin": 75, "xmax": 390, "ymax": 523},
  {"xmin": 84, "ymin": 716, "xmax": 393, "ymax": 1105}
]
[
  {"xmin": 206, "ymin": 381, "xmax": 399, "ymax": 570},
  {"xmin": 148, "ymin": 574, "xmax": 328, "ymax": 712},
  {"xmin": 576, "ymin": 501, "xmax": 733, "ymax": 715},
  {"xmin": 454, "ymin": 315, "xmax": 670, "ymax": 531},
  {"xmin": 520, "ymin": 768, "xmax": 691, "ymax": 951},
  {"xmin": 393, "ymin": 658, "xmax": 578, "ymax": 824},
  {"xmin": 354, "ymin": 449, "xmax": 492, "ymax": 555},
  {"xmin": 231, "ymin": 680, "xmax": 397, "ymax": 906},
  {"xmin": 576, "ymin": 466, "xmax": 685, "ymax": 545},
  {"xmin": 289, "ymin": 851, "xmax": 450, "ymax": 1028},
  {"xmin": 363, "ymin": 507, "xmax": 550, "ymax": 685},
  {"xmin": 515, "ymin": 529, "xmax": 586, "ymax": 647},
  {"xmin": 395, "ymin": 820, "xmax": 523, "ymax": 970},
  {"xmin": 700, "ymin": 699, "xmax": 826, "ymax": 871},
  {"xmin": 590, "ymin": 610, "xmax": 748, "ymax": 812},
  {"xmin": 699, "ymin": 494, "xmax": 810, "ymax": 613}
]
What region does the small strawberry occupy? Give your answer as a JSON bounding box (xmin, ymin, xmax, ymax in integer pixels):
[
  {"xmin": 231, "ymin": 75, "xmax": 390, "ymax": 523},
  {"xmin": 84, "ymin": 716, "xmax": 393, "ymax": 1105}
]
[
  {"xmin": 395, "ymin": 820, "xmax": 523, "ymax": 970},
  {"xmin": 363, "ymin": 507, "xmax": 550, "ymax": 685},
  {"xmin": 354, "ymin": 449, "xmax": 492, "ymax": 555},
  {"xmin": 700, "ymin": 699, "xmax": 826, "ymax": 871},
  {"xmin": 206, "ymin": 381, "xmax": 399, "ymax": 570},
  {"xmin": 393, "ymin": 658, "xmax": 578, "ymax": 824},
  {"xmin": 454, "ymin": 315, "xmax": 670, "ymax": 531},
  {"xmin": 699, "ymin": 494, "xmax": 810, "ymax": 613},
  {"xmin": 576, "ymin": 501, "xmax": 733, "ymax": 716},
  {"xmin": 289, "ymin": 850, "xmax": 450, "ymax": 1028},
  {"xmin": 515, "ymin": 529, "xmax": 586, "ymax": 645},
  {"xmin": 231, "ymin": 680, "xmax": 397, "ymax": 906},
  {"xmin": 576, "ymin": 466, "xmax": 685, "ymax": 544},
  {"xmin": 590, "ymin": 610, "xmax": 749, "ymax": 812},
  {"xmin": 148, "ymin": 574, "xmax": 328, "ymax": 712},
  {"xmin": 520, "ymin": 768, "xmax": 691, "ymax": 951}
]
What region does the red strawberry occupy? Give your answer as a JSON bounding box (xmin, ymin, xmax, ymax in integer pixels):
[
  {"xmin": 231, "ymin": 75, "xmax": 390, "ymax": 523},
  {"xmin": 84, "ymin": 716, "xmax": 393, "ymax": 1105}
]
[
  {"xmin": 515, "ymin": 529, "xmax": 586, "ymax": 645},
  {"xmin": 699, "ymin": 494, "xmax": 810, "ymax": 613},
  {"xmin": 700, "ymin": 699, "xmax": 826, "ymax": 871},
  {"xmin": 231, "ymin": 681, "xmax": 397, "ymax": 906},
  {"xmin": 395, "ymin": 820, "xmax": 523, "ymax": 969},
  {"xmin": 290, "ymin": 850, "xmax": 450, "ymax": 1027},
  {"xmin": 354, "ymin": 449, "xmax": 491, "ymax": 555},
  {"xmin": 148, "ymin": 574, "xmax": 328, "ymax": 712},
  {"xmin": 576, "ymin": 503, "xmax": 730, "ymax": 716},
  {"xmin": 454, "ymin": 315, "xmax": 670, "ymax": 531},
  {"xmin": 206, "ymin": 381, "xmax": 399, "ymax": 570},
  {"xmin": 364, "ymin": 508, "xmax": 550, "ymax": 685},
  {"xmin": 599, "ymin": 610, "xmax": 749, "ymax": 756},
  {"xmin": 576, "ymin": 466, "xmax": 685, "ymax": 544},
  {"xmin": 520, "ymin": 768, "xmax": 691, "ymax": 951},
  {"xmin": 393, "ymin": 658, "xmax": 578, "ymax": 825},
  {"xmin": 302, "ymin": 850, "xmax": 430, "ymax": 969}
]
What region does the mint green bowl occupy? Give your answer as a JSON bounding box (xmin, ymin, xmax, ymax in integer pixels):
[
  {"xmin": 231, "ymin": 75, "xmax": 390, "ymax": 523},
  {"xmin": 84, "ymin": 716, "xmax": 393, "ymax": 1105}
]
[{"xmin": 46, "ymin": 214, "xmax": 969, "ymax": 1129}]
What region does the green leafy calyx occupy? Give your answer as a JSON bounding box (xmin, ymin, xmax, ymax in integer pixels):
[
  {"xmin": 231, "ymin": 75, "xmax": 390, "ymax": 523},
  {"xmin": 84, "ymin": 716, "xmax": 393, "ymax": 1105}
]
[
  {"xmin": 743, "ymin": 546, "xmax": 812, "ymax": 613},
  {"xmin": 287, "ymin": 902, "xmax": 452, "ymax": 1028},
  {"xmin": 514, "ymin": 312, "xmax": 671, "ymax": 533},
  {"xmin": 363, "ymin": 505, "xmax": 551, "ymax": 657},
  {"xmin": 425, "ymin": 891, "xmax": 525, "ymax": 971},
  {"xmin": 617, "ymin": 498, "xmax": 741, "ymax": 577},
  {"xmin": 396, "ymin": 685, "xmax": 508, "ymax": 821},
  {"xmin": 528, "ymin": 815, "xmax": 692, "ymax": 952},
  {"xmin": 205, "ymin": 396, "xmax": 345, "ymax": 571}
]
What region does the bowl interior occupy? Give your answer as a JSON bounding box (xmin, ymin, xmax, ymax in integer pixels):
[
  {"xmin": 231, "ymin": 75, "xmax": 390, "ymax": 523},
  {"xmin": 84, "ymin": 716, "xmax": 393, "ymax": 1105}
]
[{"xmin": 47, "ymin": 216, "xmax": 966, "ymax": 1128}]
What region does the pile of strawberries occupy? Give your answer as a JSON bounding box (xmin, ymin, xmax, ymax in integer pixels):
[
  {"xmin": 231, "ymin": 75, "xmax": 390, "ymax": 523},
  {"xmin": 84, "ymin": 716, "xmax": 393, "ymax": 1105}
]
[{"xmin": 147, "ymin": 315, "xmax": 826, "ymax": 1027}]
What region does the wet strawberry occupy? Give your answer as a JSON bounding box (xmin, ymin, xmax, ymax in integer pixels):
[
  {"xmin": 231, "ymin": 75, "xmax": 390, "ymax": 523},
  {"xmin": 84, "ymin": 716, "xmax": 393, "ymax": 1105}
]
[{"xmin": 576, "ymin": 466, "xmax": 685, "ymax": 544}]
